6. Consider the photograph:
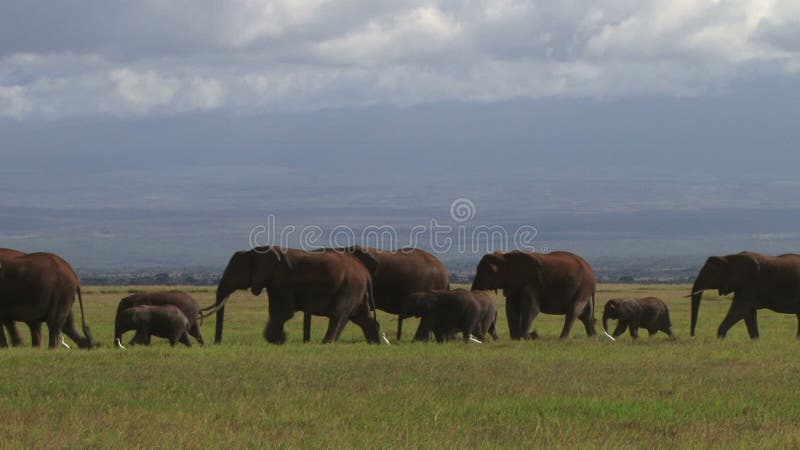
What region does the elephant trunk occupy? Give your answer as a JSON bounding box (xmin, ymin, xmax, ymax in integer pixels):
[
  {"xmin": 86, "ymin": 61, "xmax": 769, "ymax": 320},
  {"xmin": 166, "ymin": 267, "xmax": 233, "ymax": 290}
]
[
  {"xmin": 690, "ymin": 281, "xmax": 703, "ymax": 337},
  {"xmin": 212, "ymin": 285, "xmax": 232, "ymax": 344}
]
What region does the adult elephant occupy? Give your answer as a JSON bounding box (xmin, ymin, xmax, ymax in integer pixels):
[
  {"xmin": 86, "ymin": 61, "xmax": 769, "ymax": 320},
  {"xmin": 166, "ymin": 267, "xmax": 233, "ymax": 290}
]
[
  {"xmin": 302, "ymin": 246, "xmax": 449, "ymax": 342},
  {"xmin": 0, "ymin": 248, "xmax": 29, "ymax": 346},
  {"xmin": 689, "ymin": 252, "xmax": 800, "ymax": 339},
  {"xmin": 471, "ymin": 250, "xmax": 597, "ymax": 340},
  {"xmin": 201, "ymin": 246, "xmax": 381, "ymax": 344},
  {"xmin": 0, "ymin": 252, "xmax": 95, "ymax": 349},
  {"xmin": 116, "ymin": 290, "xmax": 204, "ymax": 345}
]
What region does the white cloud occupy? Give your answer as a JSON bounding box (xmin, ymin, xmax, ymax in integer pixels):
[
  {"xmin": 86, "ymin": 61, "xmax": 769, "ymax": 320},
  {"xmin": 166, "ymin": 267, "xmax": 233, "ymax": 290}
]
[
  {"xmin": 111, "ymin": 68, "xmax": 180, "ymax": 112},
  {"xmin": 0, "ymin": 0, "xmax": 797, "ymax": 119},
  {"xmin": 0, "ymin": 85, "xmax": 30, "ymax": 119}
]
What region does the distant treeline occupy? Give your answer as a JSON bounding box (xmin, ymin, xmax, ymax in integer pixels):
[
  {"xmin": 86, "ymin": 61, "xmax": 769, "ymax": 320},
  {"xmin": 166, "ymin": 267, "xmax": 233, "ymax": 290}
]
[{"xmin": 79, "ymin": 266, "xmax": 697, "ymax": 286}]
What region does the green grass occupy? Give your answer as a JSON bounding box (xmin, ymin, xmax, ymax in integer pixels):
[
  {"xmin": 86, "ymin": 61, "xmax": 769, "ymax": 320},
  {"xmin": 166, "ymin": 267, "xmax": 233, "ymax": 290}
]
[{"xmin": 2, "ymin": 284, "xmax": 800, "ymax": 449}]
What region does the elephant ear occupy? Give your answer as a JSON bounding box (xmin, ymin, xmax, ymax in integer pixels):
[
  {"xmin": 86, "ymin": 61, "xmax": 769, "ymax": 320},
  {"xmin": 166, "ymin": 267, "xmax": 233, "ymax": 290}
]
[
  {"xmin": 483, "ymin": 251, "xmax": 506, "ymax": 274},
  {"xmin": 605, "ymin": 299, "xmax": 618, "ymax": 312},
  {"xmin": 249, "ymin": 247, "xmax": 286, "ymax": 296},
  {"xmin": 271, "ymin": 246, "xmax": 293, "ymax": 271},
  {"xmin": 346, "ymin": 246, "xmax": 379, "ymax": 274},
  {"xmin": 512, "ymin": 251, "xmax": 545, "ymax": 288},
  {"xmin": 722, "ymin": 253, "xmax": 760, "ymax": 294}
]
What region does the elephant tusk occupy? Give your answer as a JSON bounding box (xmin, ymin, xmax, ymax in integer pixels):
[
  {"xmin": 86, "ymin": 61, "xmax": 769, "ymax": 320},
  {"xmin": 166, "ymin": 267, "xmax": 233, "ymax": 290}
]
[
  {"xmin": 684, "ymin": 290, "xmax": 704, "ymax": 298},
  {"xmin": 60, "ymin": 336, "xmax": 71, "ymax": 349},
  {"xmin": 115, "ymin": 338, "xmax": 126, "ymax": 350},
  {"xmin": 381, "ymin": 333, "xmax": 391, "ymax": 345},
  {"xmin": 603, "ymin": 330, "xmax": 616, "ymax": 342},
  {"xmin": 468, "ymin": 335, "xmax": 483, "ymax": 344}
]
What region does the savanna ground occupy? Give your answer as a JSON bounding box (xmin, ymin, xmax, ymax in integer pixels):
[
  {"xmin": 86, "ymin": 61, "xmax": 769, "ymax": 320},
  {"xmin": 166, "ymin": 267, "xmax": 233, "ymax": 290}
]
[{"xmin": 1, "ymin": 284, "xmax": 799, "ymax": 449}]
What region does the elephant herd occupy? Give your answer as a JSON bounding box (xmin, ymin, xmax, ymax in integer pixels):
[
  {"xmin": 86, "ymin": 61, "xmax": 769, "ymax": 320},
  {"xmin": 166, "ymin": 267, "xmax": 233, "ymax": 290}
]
[{"xmin": 2, "ymin": 245, "xmax": 800, "ymax": 348}]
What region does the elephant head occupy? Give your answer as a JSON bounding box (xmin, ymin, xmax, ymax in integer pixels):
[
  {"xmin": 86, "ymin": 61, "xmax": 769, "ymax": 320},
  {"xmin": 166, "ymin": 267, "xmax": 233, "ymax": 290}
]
[
  {"xmin": 689, "ymin": 252, "xmax": 760, "ymax": 336},
  {"xmin": 207, "ymin": 246, "xmax": 292, "ymax": 344},
  {"xmin": 471, "ymin": 251, "xmax": 508, "ymax": 293},
  {"xmin": 602, "ymin": 300, "xmax": 622, "ymax": 335},
  {"xmin": 472, "ymin": 251, "xmax": 544, "ymax": 296},
  {"xmin": 400, "ymin": 292, "xmax": 437, "ymax": 319}
]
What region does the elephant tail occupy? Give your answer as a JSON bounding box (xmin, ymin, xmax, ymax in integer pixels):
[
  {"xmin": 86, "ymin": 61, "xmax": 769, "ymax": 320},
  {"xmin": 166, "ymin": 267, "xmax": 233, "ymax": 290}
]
[
  {"xmin": 366, "ymin": 279, "xmax": 377, "ymax": 322},
  {"xmin": 76, "ymin": 286, "xmax": 94, "ymax": 346}
]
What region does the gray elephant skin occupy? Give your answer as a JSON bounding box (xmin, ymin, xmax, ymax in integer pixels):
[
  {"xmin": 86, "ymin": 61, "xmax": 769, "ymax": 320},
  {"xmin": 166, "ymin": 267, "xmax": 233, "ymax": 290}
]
[
  {"xmin": 0, "ymin": 250, "xmax": 94, "ymax": 349},
  {"xmin": 116, "ymin": 290, "xmax": 204, "ymax": 345},
  {"xmin": 115, "ymin": 304, "xmax": 191, "ymax": 347},
  {"xmin": 471, "ymin": 250, "xmax": 597, "ymax": 340},
  {"xmin": 302, "ymin": 246, "xmax": 450, "ymax": 342},
  {"xmin": 204, "ymin": 246, "xmax": 380, "ymax": 344},
  {"xmin": 690, "ymin": 251, "xmax": 800, "ymax": 338},
  {"xmin": 602, "ymin": 297, "xmax": 675, "ymax": 339},
  {"xmin": 401, "ymin": 289, "xmax": 499, "ymax": 343}
]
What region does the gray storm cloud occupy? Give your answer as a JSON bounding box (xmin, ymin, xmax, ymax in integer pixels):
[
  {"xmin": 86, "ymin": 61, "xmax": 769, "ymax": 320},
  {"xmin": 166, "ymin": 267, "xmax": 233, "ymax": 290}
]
[{"xmin": 0, "ymin": 0, "xmax": 798, "ymax": 119}]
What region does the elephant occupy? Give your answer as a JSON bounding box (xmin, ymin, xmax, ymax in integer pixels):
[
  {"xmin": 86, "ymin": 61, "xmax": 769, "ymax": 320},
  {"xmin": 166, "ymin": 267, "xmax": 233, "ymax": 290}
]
[
  {"xmin": 602, "ymin": 297, "xmax": 675, "ymax": 339},
  {"xmin": 0, "ymin": 248, "xmax": 29, "ymax": 347},
  {"xmin": 302, "ymin": 246, "xmax": 449, "ymax": 342},
  {"xmin": 114, "ymin": 304, "xmax": 191, "ymax": 348},
  {"xmin": 116, "ymin": 290, "xmax": 204, "ymax": 345},
  {"xmin": 689, "ymin": 251, "xmax": 800, "ymax": 339},
  {"xmin": 471, "ymin": 250, "xmax": 597, "ymax": 340},
  {"xmin": 201, "ymin": 246, "xmax": 381, "ymax": 344},
  {"xmin": 0, "ymin": 252, "xmax": 95, "ymax": 349},
  {"xmin": 401, "ymin": 289, "xmax": 498, "ymax": 343}
]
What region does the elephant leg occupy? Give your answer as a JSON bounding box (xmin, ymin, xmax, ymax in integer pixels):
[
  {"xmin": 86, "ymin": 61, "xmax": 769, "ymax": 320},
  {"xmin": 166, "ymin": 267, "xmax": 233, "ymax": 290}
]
[
  {"xmin": 322, "ymin": 314, "xmax": 349, "ymax": 344},
  {"xmin": 790, "ymin": 315, "xmax": 800, "ymax": 339},
  {"xmin": 629, "ymin": 326, "xmax": 639, "ymax": 339},
  {"xmin": 612, "ymin": 321, "xmax": 627, "ymax": 338},
  {"xmin": 505, "ymin": 296, "xmax": 522, "ymax": 340},
  {"xmin": 579, "ymin": 302, "xmax": 597, "ymax": 337},
  {"xmin": 46, "ymin": 321, "xmax": 61, "ymax": 349},
  {"xmin": 717, "ymin": 300, "xmax": 751, "ymax": 338},
  {"xmin": 349, "ymin": 307, "xmax": 381, "ymax": 344},
  {"xmin": 303, "ymin": 313, "xmax": 312, "ymax": 343},
  {"xmin": 560, "ymin": 297, "xmax": 589, "ymax": 339},
  {"xmin": 663, "ymin": 327, "xmax": 676, "ymax": 340},
  {"xmin": 433, "ymin": 328, "xmax": 446, "ymax": 343},
  {"xmin": 28, "ymin": 322, "xmax": 42, "ymax": 347},
  {"xmin": 0, "ymin": 326, "xmax": 7, "ymax": 348},
  {"xmin": 518, "ymin": 299, "xmax": 540, "ymax": 340},
  {"xmin": 648, "ymin": 329, "xmax": 657, "ymax": 337},
  {"xmin": 463, "ymin": 317, "xmax": 480, "ymax": 342},
  {"xmin": 743, "ymin": 309, "xmax": 759, "ymax": 339},
  {"xmin": 413, "ymin": 316, "xmax": 433, "ymax": 342},
  {"xmin": 396, "ymin": 317, "xmax": 403, "ymax": 342},
  {"xmin": 132, "ymin": 329, "xmax": 147, "ymax": 346},
  {"xmin": 559, "ymin": 314, "xmax": 577, "ymax": 339},
  {"xmin": 189, "ymin": 323, "xmax": 205, "ymax": 346},
  {"xmin": 180, "ymin": 332, "xmax": 192, "ymax": 347},
  {"xmin": 5, "ymin": 322, "xmax": 23, "ymax": 347},
  {"xmin": 60, "ymin": 313, "xmax": 91, "ymax": 349}
]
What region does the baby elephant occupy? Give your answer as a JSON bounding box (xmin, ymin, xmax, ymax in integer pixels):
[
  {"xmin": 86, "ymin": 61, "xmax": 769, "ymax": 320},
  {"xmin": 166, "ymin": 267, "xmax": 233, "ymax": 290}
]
[
  {"xmin": 402, "ymin": 289, "xmax": 499, "ymax": 343},
  {"xmin": 114, "ymin": 304, "xmax": 192, "ymax": 348},
  {"xmin": 602, "ymin": 297, "xmax": 675, "ymax": 340}
]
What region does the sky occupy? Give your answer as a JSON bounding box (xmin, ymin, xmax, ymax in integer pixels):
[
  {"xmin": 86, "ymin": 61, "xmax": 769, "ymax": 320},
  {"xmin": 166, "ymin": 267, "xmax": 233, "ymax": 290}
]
[
  {"xmin": 1, "ymin": 0, "xmax": 799, "ymax": 118},
  {"xmin": 1, "ymin": 1, "xmax": 800, "ymax": 270}
]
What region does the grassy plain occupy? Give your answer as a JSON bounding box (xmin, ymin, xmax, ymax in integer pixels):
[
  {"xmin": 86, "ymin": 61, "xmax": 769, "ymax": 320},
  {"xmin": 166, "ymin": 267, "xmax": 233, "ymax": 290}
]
[{"xmin": 1, "ymin": 284, "xmax": 799, "ymax": 449}]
